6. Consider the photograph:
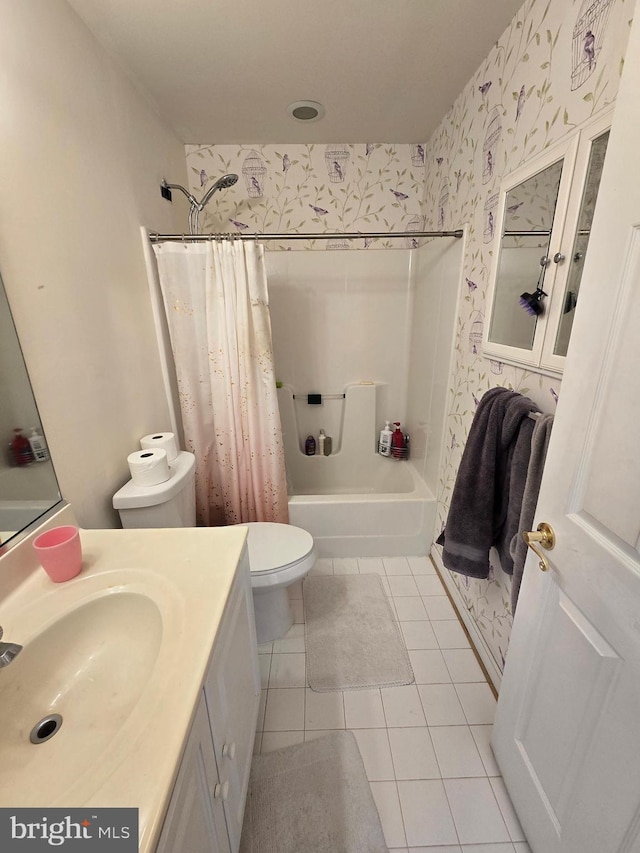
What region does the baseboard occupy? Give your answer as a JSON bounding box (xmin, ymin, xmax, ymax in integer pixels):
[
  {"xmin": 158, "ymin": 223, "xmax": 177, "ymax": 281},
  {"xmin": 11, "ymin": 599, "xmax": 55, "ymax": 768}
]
[{"xmin": 430, "ymin": 546, "xmax": 503, "ymax": 693}]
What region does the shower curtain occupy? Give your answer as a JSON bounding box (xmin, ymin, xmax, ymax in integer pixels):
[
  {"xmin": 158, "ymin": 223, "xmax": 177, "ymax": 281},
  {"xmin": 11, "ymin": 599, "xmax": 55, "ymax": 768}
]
[{"xmin": 153, "ymin": 239, "xmax": 289, "ymax": 526}]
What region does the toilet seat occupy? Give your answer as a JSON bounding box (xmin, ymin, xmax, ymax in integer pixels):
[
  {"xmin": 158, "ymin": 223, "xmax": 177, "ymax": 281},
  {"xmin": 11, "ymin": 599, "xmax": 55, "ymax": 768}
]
[{"xmin": 241, "ymin": 522, "xmax": 317, "ymax": 589}]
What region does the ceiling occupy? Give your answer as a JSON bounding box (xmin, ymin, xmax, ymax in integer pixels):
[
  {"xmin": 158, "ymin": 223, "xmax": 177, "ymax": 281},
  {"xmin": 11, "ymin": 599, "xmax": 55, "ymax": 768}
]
[{"xmin": 66, "ymin": 0, "xmax": 524, "ymax": 144}]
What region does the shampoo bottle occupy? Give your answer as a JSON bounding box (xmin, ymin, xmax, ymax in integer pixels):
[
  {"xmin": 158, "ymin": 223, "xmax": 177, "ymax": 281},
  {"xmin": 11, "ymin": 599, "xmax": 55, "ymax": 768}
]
[
  {"xmin": 10, "ymin": 428, "xmax": 34, "ymax": 466},
  {"xmin": 391, "ymin": 422, "xmax": 405, "ymax": 458},
  {"xmin": 305, "ymin": 435, "xmax": 316, "ymax": 456},
  {"xmin": 318, "ymin": 429, "xmax": 326, "ymax": 456},
  {"xmin": 28, "ymin": 427, "xmax": 49, "ymax": 462},
  {"xmin": 379, "ymin": 421, "xmax": 392, "ymax": 456}
]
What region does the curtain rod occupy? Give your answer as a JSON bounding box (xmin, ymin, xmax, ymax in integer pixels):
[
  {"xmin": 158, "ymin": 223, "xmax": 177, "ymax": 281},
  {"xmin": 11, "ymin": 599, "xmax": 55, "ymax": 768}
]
[{"xmin": 148, "ymin": 229, "xmax": 464, "ymax": 243}]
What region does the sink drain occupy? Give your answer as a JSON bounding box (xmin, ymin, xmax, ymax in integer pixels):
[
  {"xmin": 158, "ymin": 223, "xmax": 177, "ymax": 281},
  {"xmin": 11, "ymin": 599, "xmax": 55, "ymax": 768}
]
[{"xmin": 30, "ymin": 714, "xmax": 63, "ymax": 744}]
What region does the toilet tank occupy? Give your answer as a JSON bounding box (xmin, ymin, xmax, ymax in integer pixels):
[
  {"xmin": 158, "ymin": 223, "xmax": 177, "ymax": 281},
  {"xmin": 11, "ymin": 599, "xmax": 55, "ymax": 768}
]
[{"xmin": 113, "ymin": 450, "xmax": 196, "ymax": 529}]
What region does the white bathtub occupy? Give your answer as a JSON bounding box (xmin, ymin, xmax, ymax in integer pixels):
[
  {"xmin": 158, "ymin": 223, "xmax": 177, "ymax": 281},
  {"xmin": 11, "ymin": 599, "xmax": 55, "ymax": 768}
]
[{"xmin": 288, "ymin": 455, "xmax": 435, "ymax": 557}]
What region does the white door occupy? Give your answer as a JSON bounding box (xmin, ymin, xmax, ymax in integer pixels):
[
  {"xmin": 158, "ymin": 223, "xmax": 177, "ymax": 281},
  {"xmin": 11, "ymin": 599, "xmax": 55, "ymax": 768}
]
[{"xmin": 491, "ymin": 13, "xmax": 640, "ymax": 853}]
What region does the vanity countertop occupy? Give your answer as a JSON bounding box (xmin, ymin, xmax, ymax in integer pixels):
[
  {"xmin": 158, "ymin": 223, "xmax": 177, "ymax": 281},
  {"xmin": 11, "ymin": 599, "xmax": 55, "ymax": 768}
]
[{"xmin": 0, "ymin": 524, "xmax": 249, "ymax": 853}]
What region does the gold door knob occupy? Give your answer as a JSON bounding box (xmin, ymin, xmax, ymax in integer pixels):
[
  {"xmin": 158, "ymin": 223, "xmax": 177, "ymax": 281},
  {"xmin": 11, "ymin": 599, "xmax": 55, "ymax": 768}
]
[{"xmin": 522, "ymin": 522, "xmax": 556, "ymax": 572}]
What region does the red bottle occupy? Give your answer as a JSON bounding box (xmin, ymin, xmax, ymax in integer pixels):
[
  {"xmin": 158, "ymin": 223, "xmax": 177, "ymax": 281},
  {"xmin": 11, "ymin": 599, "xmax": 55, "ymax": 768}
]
[
  {"xmin": 391, "ymin": 422, "xmax": 405, "ymax": 458},
  {"xmin": 10, "ymin": 428, "xmax": 34, "ymax": 466}
]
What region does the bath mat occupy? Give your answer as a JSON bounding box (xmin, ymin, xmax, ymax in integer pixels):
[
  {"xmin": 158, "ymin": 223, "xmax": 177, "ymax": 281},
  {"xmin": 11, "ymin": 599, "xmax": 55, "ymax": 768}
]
[
  {"xmin": 240, "ymin": 731, "xmax": 388, "ymax": 853},
  {"xmin": 304, "ymin": 574, "xmax": 414, "ymax": 691}
]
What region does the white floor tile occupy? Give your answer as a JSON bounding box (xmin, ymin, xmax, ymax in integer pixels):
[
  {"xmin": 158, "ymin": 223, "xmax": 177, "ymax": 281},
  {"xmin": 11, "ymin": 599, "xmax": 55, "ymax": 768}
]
[
  {"xmin": 429, "ymin": 725, "xmax": 486, "ymax": 778},
  {"xmin": 381, "ymin": 577, "xmax": 393, "ymax": 597},
  {"xmin": 388, "ymin": 726, "xmax": 440, "ymax": 780},
  {"xmin": 304, "ymin": 687, "xmax": 345, "ymax": 730},
  {"xmin": 415, "ymin": 575, "xmax": 447, "ymax": 596},
  {"xmin": 333, "ymin": 557, "xmax": 360, "ymax": 574},
  {"xmin": 288, "ymin": 579, "xmax": 303, "ymax": 599},
  {"xmin": 370, "ymin": 781, "xmax": 407, "ymax": 848},
  {"xmin": 408, "ymin": 649, "xmax": 452, "ymax": 684},
  {"xmin": 381, "ymin": 685, "xmax": 427, "ymax": 727},
  {"xmin": 423, "ymin": 595, "xmax": 459, "ymax": 620},
  {"xmin": 304, "ymin": 729, "xmax": 335, "ymax": 742},
  {"xmin": 470, "ymin": 726, "xmax": 500, "ymax": 776},
  {"xmin": 394, "ymin": 597, "xmax": 429, "ymax": 621},
  {"xmin": 260, "ymin": 730, "xmax": 305, "ymax": 752},
  {"xmin": 397, "ymin": 779, "xmax": 459, "ymax": 847},
  {"xmin": 383, "ymin": 556, "xmax": 412, "ymax": 575},
  {"xmin": 344, "ymin": 688, "xmax": 386, "ymax": 728},
  {"xmin": 444, "ymin": 778, "xmax": 510, "ymax": 845},
  {"xmin": 462, "ymin": 845, "xmax": 515, "ymax": 853},
  {"xmin": 257, "ymin": 641, "xmax": 273, "ymax": 654},
  {"xmin": 263, "ymin": 687, "xmax": 305, "ymax": 731},
  {"xmin": 408, "ymin": 847, "xmax": 461, "ymax": 853},
  {"xmin": 309, "ymin": 557, "xmax": 333, "ymax": 576},
  {"xmin": 358, "ymin": 557, "xmax": 385, "ymax": 574},
  {"xmin": 418, "ymin": 684, "xmax": 468, "ymax": 726},
  {"xmin": 432, "ymin": 620, "xmax": 471, "ymax": 649},
  {"xmin": 443, "ymin": 649, "xmax": 486, "ymax": 683},
  {"xmin": 407, "ymin": 555, "xmax": 438, "ymax": 576},
  {"xmin": 258, "ymin": 654, "xmax": 271, "ymax": 689},
  {"xmin": 256, "ymin": 689, "xmax": 267, "ymax": 733},
  {"xmin": 352, "ymin": 728, "xmax": 395, "ymax": 781},
  {"xmin": 489, "ymin": 777, "xmax": 526, "ymax": 842},
  {"xmin": 400, "ymin": 620, "xmax": 439, "ymax": 650},
  {"xmin": 291, "ymin": 598, "xmax": 305, "ymax": 623},
  {"xmin": 389, "ymin": 575, "xmax": 421, "ymax": 596},
  {"xmin": 513, "ymin": 843, "xmax": 531, "ymax": 852},
  {"xmin": 455, "ymin": 683, "xmax": 497, "ymax": 725},
  {"xmin": 268, "ymin": 653, "xmax": 306, "ymax": 688},
  {"xmin": 272, "ymin": 623, "xmax": 306, "ymax": 653}
]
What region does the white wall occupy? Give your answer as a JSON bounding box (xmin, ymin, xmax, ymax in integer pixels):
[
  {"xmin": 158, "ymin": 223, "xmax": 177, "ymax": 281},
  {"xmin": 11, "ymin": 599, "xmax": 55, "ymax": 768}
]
[
  {"xmin": 0, "ymin": 0, "xmax": 190, "ymax": 528},
  {"xmin": 267, "ymin": 248, "xmax": 413, "ymax": 451}
]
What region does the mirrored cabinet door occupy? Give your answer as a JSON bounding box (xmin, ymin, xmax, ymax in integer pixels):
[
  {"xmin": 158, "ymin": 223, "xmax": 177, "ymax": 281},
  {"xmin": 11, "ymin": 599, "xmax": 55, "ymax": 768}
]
[{"xmin": 483, "ymin": 108, "xmax": 613, "ymax": 375}]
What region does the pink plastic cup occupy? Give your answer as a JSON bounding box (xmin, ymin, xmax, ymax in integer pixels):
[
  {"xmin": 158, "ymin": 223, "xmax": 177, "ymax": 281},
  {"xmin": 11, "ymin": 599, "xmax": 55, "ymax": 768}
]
[{"xmin": 33, "ymin": 525, "xmax": 82, "ymax": 583}]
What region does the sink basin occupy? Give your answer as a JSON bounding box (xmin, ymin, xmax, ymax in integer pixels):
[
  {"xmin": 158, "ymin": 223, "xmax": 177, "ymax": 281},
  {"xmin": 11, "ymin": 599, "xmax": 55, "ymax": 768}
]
[{"xmin": 0, "ymin": 590, "xmax": 163, "ymax": 804}]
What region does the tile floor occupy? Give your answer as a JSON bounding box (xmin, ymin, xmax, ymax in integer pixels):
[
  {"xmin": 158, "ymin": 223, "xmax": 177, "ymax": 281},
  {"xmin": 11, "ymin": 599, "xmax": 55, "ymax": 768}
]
[{"xmin": 253, "ymin": 555, "xmax": 530, "ymax": 853}]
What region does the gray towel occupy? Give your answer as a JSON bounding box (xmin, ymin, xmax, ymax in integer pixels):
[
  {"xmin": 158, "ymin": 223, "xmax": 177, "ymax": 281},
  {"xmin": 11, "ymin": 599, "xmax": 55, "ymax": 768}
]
[
  {"xmin": 437, "ymin": 387, "xmax": 536, "ymax": 579},
  {"xmin": 509, "ymin": 413, "xmax": 554, "ymax": 614}
]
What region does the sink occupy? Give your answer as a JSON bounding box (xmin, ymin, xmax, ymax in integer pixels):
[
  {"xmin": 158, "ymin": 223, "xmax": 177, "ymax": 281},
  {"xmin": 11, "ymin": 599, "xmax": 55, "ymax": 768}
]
[{"xmin": 0, "ymin": 590, "xmax": 163, "ymax": 804}]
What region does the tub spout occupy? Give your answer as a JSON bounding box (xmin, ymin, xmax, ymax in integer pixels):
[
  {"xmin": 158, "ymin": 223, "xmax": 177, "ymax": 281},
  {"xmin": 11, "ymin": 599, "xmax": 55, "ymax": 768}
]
[{"xmin": 0, "ymin": 626, "xmax": 22, "ymax": 667}]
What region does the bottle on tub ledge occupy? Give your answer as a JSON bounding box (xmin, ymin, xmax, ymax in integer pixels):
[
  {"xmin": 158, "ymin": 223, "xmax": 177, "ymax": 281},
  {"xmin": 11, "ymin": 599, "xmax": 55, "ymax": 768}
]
[
  {"xmin": 305, "ymin": 434, "xmax": 316, "ymax": 455},
  {"xmin": 391, "ymin": 422, "xmax": 405, "ymax": 458},
  {"xmin": 378, "ymin": 421, "xmax": 393, "ymax": 456}
]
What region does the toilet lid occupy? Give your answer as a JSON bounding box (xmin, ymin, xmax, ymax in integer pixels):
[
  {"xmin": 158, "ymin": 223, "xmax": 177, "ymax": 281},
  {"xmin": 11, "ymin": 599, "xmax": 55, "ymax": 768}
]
[{"xmin": 241, "ymin": 522, "xmax": 314, "ymax": 575}]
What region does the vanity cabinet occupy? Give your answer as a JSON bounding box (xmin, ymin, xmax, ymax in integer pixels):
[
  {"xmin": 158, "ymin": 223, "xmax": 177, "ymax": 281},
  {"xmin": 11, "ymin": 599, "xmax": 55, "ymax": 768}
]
[{"xmin": 156, "ymin": 551, "xmax": 260, "ymax": 853}]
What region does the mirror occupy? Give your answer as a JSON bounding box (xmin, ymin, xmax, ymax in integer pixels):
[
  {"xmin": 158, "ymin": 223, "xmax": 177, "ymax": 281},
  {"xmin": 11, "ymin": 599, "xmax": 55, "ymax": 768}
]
[
  {"xmin": 483, "ymin": 109, "xmax": 612, "ymax": 375},
  {"xmin": 554, "ymin": 130, "xmax": 609, "ymax": 357},
  {"xmin": 489, "ymin": 159, "xmax": 564, "ymax": 350},
  {"xmin": 0, "ymin": 271, "xmax": 61, "ymax": 548}
]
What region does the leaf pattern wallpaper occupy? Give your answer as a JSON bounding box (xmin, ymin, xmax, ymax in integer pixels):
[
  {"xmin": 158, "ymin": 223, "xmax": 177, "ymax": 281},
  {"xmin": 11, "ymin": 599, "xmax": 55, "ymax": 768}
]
[
  {"xmin": 184, "ymin": 0, "xmax": 633, "ymax": 672},
  {"xmin": 423, "ymin": 0, "xmax": 631, "ymax": 672}
]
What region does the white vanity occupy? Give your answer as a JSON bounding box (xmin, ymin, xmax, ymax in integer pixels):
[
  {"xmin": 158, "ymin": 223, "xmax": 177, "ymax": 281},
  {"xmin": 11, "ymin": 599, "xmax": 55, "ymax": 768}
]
[{"xmin": 0, "ymin": 506, "xmax": 260, "ymax": 853}]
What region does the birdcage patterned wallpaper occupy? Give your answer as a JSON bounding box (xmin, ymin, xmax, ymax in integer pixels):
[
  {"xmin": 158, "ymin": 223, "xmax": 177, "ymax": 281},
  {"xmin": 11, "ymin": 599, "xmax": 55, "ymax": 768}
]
[
  {"xmin": 423, "ymin": 0, "xmax": 632, "ymax": 674},
  {"xmin": 185, "ymin": 143, "xmax": 427, "ymax": 250}
]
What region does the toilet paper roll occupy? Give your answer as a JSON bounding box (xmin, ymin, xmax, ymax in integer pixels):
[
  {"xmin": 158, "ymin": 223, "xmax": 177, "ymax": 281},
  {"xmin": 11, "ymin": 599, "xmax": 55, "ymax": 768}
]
[
  {"xmin": 140, "ymin": 432, "xmax": 179, "ymax": 462},
  {"xmin": 127, "ymin": 449, "xmax": 170, "ymax": 487}
]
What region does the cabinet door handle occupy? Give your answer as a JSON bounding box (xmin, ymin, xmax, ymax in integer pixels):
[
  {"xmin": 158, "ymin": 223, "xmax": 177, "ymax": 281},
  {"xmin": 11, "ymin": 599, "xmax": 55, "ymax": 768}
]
[
  {"xmin": 214, "ymin": 780, "xmax": 229, "ymax": 801},
  {"xmin": 222, "ymin": 741, "xmax": 236, "ymax": 760},
  {"xmin": 553, "ymin": 252, "xmax": 566, "ymax": 264}
]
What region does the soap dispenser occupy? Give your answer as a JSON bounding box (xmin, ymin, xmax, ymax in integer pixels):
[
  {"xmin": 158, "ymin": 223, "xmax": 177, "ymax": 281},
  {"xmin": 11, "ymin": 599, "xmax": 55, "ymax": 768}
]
[{"xmin": 379, "ymin": 421, "xmax": 392, "ymax": 457}]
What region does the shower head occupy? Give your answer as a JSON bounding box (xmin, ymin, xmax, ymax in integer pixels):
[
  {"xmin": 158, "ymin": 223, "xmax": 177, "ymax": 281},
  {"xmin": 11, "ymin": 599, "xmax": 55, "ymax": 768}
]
[{"xmin": 200, "ymin": 173, "xmax": 239, "ymax": 207}]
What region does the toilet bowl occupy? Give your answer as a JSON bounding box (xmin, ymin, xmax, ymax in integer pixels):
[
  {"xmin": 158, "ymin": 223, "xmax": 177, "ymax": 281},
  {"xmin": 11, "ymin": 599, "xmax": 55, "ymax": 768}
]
[
  {"xmin": 112, "ymin": 451, "xmax": 316, "ymax": 645},
  {"xmin": 242, "ymin": 522, "xmax": 317, "ymax": 645}
]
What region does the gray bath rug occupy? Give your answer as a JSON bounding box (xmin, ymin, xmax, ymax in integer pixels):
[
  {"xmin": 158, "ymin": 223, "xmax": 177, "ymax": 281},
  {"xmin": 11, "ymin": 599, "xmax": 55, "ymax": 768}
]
[
  {"xmin": 240, "ymin": 731, "xmax": 388, "ymax": 853},
  {"xmin": 304, "ymin": 574, "xmax": 414, "ymax": 691}
]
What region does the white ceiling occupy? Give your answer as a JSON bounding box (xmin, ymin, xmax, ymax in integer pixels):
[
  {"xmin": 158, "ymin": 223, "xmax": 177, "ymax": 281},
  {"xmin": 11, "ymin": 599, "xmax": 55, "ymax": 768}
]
[{"xmin": 66, "ymin": 0, "xmax": 524, "ymax": 144}]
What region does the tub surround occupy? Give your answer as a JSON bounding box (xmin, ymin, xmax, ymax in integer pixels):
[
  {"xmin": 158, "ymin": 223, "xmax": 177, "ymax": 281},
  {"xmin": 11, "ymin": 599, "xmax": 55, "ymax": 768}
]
[{"xmin": 0, "ymin": 518, "xmax": 258, "ymax": 853}]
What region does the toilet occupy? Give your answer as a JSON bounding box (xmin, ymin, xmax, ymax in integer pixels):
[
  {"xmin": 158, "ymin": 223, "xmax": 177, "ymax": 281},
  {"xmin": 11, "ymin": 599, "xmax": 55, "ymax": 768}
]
[{"xmin": 112, "ymin": 450, "xmax": 316, "ymax": 644}]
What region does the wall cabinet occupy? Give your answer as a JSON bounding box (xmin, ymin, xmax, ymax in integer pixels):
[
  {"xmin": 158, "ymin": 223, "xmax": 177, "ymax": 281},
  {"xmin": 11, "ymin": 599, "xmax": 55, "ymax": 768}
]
[
  {"xmin": 483, "ymin": 109, "xmax": 612, "ymax": 375},
  {"xmin": 156, "ymin": 552, "xmax": 260, "ymax": 853}
]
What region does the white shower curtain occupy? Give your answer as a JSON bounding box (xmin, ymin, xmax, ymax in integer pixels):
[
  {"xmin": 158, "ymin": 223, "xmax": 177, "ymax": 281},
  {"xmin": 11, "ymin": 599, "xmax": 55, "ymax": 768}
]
[{"xmin": 153, "ymin": 239, "xmax": 289, "ymax": 526}]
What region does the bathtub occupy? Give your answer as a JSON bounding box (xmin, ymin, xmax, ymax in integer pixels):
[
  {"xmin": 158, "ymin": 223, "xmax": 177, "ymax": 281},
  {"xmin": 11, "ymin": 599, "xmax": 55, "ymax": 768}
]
[{"xmin": 287, "ymin": 455, "xmax": 435, "ymax": 557}]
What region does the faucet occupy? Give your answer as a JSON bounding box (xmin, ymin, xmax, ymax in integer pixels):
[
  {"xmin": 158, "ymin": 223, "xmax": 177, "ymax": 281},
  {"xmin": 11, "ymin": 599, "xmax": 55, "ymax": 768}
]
[{"xmin": 0, "ymin": 626, "xmax": 22, "ymax": 667}]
